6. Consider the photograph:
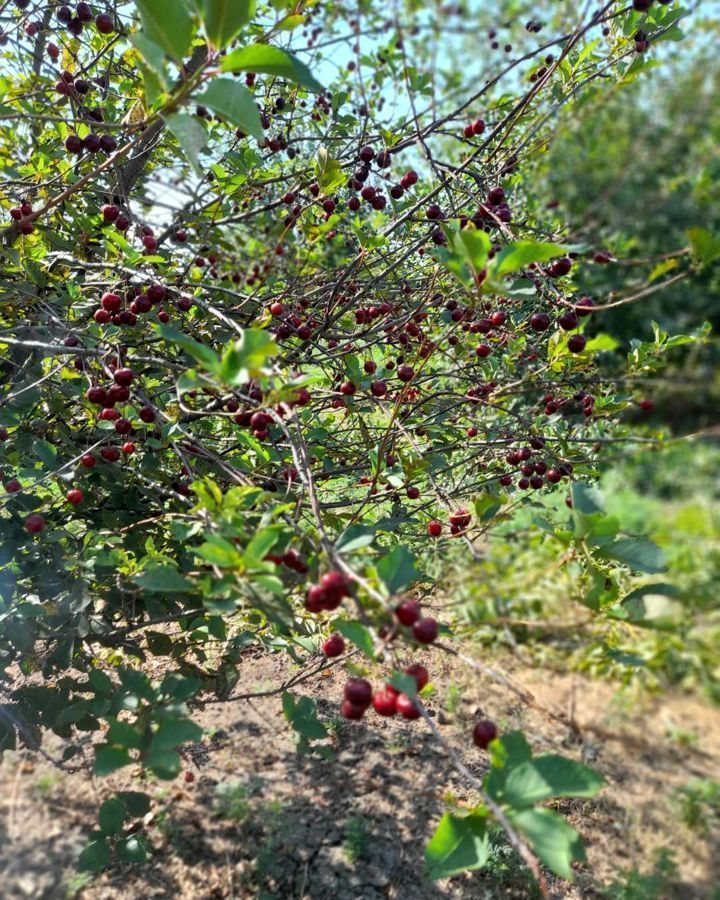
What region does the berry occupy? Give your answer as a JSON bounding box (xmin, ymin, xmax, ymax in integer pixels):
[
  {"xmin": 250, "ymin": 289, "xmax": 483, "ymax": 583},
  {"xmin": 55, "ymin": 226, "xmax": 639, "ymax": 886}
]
[
  {"xmin": 396, "ymin": 693, "xmax": 421, "ymax": 720},
  {"xmin": 95, "ymin": 13, "xmax": 114, "ymax": 34},
  {"xmin": 322, "ymin": 633, "xmax": 345, "ymax": 657},
  {"xmin": 372, "ymin": 690, "xmax": 398, "ymax": 716},
  {"xmin": 341, "ymin": 699, "xmax": 367, "ymax": 720},
  {"xmin": 67, "ymin": 488, "xmax": 84, "ymax": 505},
  {"xmin": 80, "ymin": 454, "xmax": 96, "ymax": 468},
  {"xmin": 405, "ymin": 663, "xmax": 429, "ymax": 691},
  {"xmin": 567, "ymin": 334, "xmax": 587, "ymax": 353},
  {"xmin": 412, "ymin": 617, "xmax": 439, "ymax": 644},
  {"xmin": 472, "ymin": 719, "xmax": 498, "ymax": 749},
  {"xmin": 395, "ymin": 598, "xmax": 421, "ymax": 626},
  {"xmin": 113, "ymin": 367, "xmax": 134, "ymax": 386},
  {"xmin": 25, "ymin": 513, "xmax": 45, "ymax": 534},
  {"xmin": 344, "ymin": 677, "xmax": 372, "ymax": 707},
  {"xmin": 370, "ymin": 380, "xmax": 388, "ymax": 397},
  {"xmin": 4, "ymin": 479, "xmax": 21, "ymax": 493},
  {"xmin": 427, "ymin": 520, "xmax": 442, "ymax": 537}
]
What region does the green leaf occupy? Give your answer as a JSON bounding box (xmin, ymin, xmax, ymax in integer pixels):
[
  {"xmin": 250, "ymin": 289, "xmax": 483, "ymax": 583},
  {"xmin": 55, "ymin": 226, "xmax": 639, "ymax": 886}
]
[
  {"xmin": 376, "ymin": 546, "xmax": 419, "ymax": 594},
  {"xmin": 78, "ymin": 837, "xmax": 110, "ymax": 872},
  {"xmin": 498, "ymin": 755, "xmax": 604, "ymax": 808},
  {"xmin": 509, "ymin": 807, "xmax": 586, "ymax": 880},
  {"xmin": 88, "ymin": 669, "xmax": 114, "ymax": 695},
  {"xmin": 425, "ymin": 809, "xmax": 490, "ymax": 880},
  {"xmin": 597, "ymin": 537, "xmax": 666, "ymax": 573},
  {"xmin": 116, "ymin": 833, "xmax": 152, "ymax": 863},
  {"xmin": 130, "ymin": 33, "xmax": 169, "ymax": 84},
  {"xmin": 94, "ymin": 744, "xmax": 132, "ymax": 776},
  {"xmin": 144, "ymin": 749, "xmax": 181, "ymax": 779},
  {"xmin": 199, "ymin": 0, "xmax": 255, "ymax": 49},
  {"xmin": 218, "ymin": 329, "xmax": 278, "ymax": 383},
  {"xmin": 164, "ymin": 113, "xmax": 207, "ymax": 176},
  {"xmin": 149, "ymin": 718, "xmax": 203, "ymax": 751},
  {"xmin": 687, "ymin": 227, "xmax": 720, "ymax": 266},
  {"xmin": 134, "ymin": 565, "xmax": 193, "ymax": 593},
  {"xmin": 282, "ymin": 692, "xmax": 327, "ymax": 741},
  {"xmin": 571, "ymin": 482, "xmax": 604, "ymax": 515},
  {"xmin": 489, "ymin": 241, "xmax": 567, "ymax": 278},
  {"xmin": 157, "ymin": 324, "xmax": 220, "ymax": 372},
  {"xmin": 221, "ymin": 44, "xmax": 323, "ymax": 91},
  {"xmin": 196, "ymin": 535, "xmax": 243, "ymax": 567},
  {"xmin": 107, "ymin": 719, "xmax": 145, "ymax": 749},
  {"xmin": 315, "ymin": 146, "xmax": 344, "ymax": 192},
  {"xmin": 134, "ymin": 0, "xmax": 194, "ymax": 62},
  {"xmin": 194, "ymin": 79, "xmax": 263, "ymax": 140},
  {"xmin": 335, "ymin": 523, "xmax": 376, "ymax": 552},
  {"xmin": 117, "ymin": 791, "xmax": 152, "ymax": 817},
  {"xmin": 98, "ymin": 797, "xmax": 127, "ymax": 834},
  {"xmin": 336, "ymin": 620, "xmax": 375, "ymax": 659}
]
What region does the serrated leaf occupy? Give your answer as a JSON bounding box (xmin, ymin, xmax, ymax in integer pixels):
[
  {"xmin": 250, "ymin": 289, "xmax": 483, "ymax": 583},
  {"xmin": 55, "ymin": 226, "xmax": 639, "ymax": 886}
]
[
  {"xmin": 144, "ymin": 749, "xmax": 181, "ymax": 780},
  {"xmin": 195, "ymin": 79, "xmax": 263, "ymax": 140},
  {"xmin": 94, "ymin": 744, "xmax": 132, "ymax": 776},
  {"xmin": 597, "ymin": 537, "xmax": 666, "ymax": 574},
  {"xmin": 196, "ymin": 535, "xmax": 243, "ymax": 567},
  {"xmin": 130, "ymin": 33, "xmax": 169, "ymax": 83},
  {"xmin": 221, "ymin": 44, "xmax": 323, "ymax": 91},
  {"xmin": 134, "ymin": 565, "xmax": 193, "ymax": 593},
  {"xmin": 157, "ymin": 323, "xmax": 220, "ymax": 372},
  {"xmin": 497, "ymin": 755, "xmax": 604, "ymax": 808},
  {"xmin": 489, "ymin": 240, "xmax": 567, "ymax": 278},
  {"xmin": 218, "ymin": 329, "xmax": 278, "ymax": 383},
  {"xmin": 377, "ymin": 546, "xmax": 419, "ymax": 594},
  {"xmin": 149, "ymin": 718, "xmax": 203, "ymax": 752},
  {"xmin": 425, "ymin": 810, "xmax": 490, "ymax": 880}
]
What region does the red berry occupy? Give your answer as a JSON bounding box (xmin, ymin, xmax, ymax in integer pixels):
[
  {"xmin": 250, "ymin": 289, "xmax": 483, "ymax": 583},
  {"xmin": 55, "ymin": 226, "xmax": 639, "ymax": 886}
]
[
  {"xmin": 322, "ymin": 633, "xmax": 345, "ymax": 658},
  {"xmin": 567, "ymin": 334, "xmax": 586, "ymax": 353},
  {"xmin": 372, "ymin": 690, "xmax": 398, "ymax": 717},
  {"xmin": 370, "ymin": 380, "xmax": 388, "ymax": 398},
  {"xmin": 344, "ymin": 677, "xmax": 372, "ymax": 707},
  {"xmin": 472, "ymin": 719, "xmax": 498, "ymax": 749},
  {"xmin": 4, "ymin": 479, "xmax": 21, "ymax": 493},
  {"xmin": 405, "ymin": 663, "xmax": 429, "ymax": 691},
  {"xmin": 24, "ymin": 513, "xmax": 45, "ymax": 534},
  {"xmin": 396, "ymin": 693, "xmax": 421, "ymax": 720},
  {"xmin": 66, "ymin": 488, "xmax": 84, "ymax": 505},
  {"xmin": 113, "ymin": 367, "xmax": 134, "ymax": 386},
  {"xmin": 80, "ymin": 454, "xmax": 96, "ymax": 468},
  {"xmin": 395, "ymin": 598, "xmax": 421, "ymax": 626},
  {"xmin": 427, "ymin": 520, "xmax": 442, "ymax": 537},
  {"xmin": 341, "ymin": 699, "xmax": 366, "ymax": 720},
  {"xmin": 412, "ymin": 617, "xmax": 439, "ymax": 644}
]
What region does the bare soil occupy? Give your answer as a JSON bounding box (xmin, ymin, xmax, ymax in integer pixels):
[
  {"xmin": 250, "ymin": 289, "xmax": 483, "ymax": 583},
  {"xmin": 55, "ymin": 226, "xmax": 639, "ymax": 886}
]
[{"xmin": 1, "ymin": 648, "xmax": 718, "ymax": 900}]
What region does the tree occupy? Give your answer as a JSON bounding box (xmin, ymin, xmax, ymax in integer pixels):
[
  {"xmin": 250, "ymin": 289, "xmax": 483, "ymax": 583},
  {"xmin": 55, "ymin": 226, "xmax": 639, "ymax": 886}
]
[{"xmin": 0, "ymin": 0, "xmax": 714, "ymax": 890}]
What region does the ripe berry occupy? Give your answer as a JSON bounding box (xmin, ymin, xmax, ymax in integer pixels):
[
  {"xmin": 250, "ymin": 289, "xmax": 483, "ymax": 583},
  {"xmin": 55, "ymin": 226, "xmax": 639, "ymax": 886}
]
[
  {"xmin": 370, "ymin": 380, "xmax": 388, "ymax": 397},
  {"xmin": 472, "ymin": 719, "xmax": 498, "ymax": 749},
  {"xmin": 372, "ymin": 690, "xmax": 397, "ymax": 716},
  {"xmin": 406, "ymin": 486, "xmax": 420, "ymax": 500},
  {"xmin": 4, "ymin": 479, "xmax": 21, "ymax": 493},
  {"xmin": 113, "ymin": 367, "xmax": 134, "ymax": 386},
  {"xmin": 341, "ymin": 699, "xmax": 367, "ymax": 720},
  {"xmin": 426, "ymin": 204, "xmax": 442, "ymax": 220},
  {"xmin": 25, "ymin": 513, "xmax": 45, "ymax": 534},
  {"xmin": 405, "ymin": 663, "xmax": 429, "ymax": 691},
  {"xmin": 95, "ymin": 13, "xmax": 114, "ymax": 33},
  {"xmin": 344, "ymin": 677, "xmax": 372, "ymax": 708},
  {"xmin": 80, "ymin": 453, "xmax": 96, "ymax": 468},
  {"xmin": 100, "ymin": 446, "xmax": 120, "ymax": 462},
  {"xmin": 395, "ymin": 598, "xmax": 421, "ymax": 626},
  {"xmin": 322, "ymin": 633, "xmax": 345, "ymax": 657},
  {"xmin": 412, "ymin": 617, "xmax": 439, "ymax": 644},
  {"xmin": 396, "ymin": 693, "xmax": 421, "ymax": 720},
  {"xmin": 567, "ymin": 334, "xmax": 587, "ymax": 353},
  {"xmin": 427, "ymin": 520, "xmax": 442, "ymax": 537},
  {"xmin": 67, "ymin": 488, "xmax": 84, "ymax": 505},
  {"xmin": 65, "ymin": 134, "xmax": 84, "ymax": 154}
]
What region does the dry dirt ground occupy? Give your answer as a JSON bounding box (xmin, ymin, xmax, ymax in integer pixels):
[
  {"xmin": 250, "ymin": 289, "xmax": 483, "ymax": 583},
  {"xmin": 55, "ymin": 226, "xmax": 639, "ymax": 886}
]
[{"xmin": 1, "ymin": 647, "xmax": 718, "ymax": 900}]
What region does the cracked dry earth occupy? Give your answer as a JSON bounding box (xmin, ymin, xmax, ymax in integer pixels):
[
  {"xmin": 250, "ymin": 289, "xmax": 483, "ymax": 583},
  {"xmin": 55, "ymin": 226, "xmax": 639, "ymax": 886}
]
[{"xmin": 1, "ymin": 648, "xmax": 719, "ymax": 900}]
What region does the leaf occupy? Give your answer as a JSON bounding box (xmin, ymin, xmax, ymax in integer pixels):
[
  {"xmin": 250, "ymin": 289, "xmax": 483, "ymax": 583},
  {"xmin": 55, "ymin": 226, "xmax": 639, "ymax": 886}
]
[
  {"xmin": 149, "ymin": 718, "xmax": 203, "ymax": 751},
  {"xmin": 78, "ymin": 837, "xmax": 110, "ymax": 872},
  {"xmin": 194, "ymin": 79, "xmax": 263, "ymax": 140},
  {"xmin": 597, "ymin": 537, "xmax": 666, "ymax": 574},
  {"xmin": 144, "ymin": 749, "xmax": 181, "ymax": 780},
  {"xmin": 94, "ymin": 744, "xmax": 132, "ymax": 776},
  {"xmin": 130, "ymin": 33, "xmax": 169, "ymax": 84},
  {"xmin": 164, "ymin": 113, "xmax": 207, "ymax": 176},
  {"xmin": 336, "ymin": 620, "xmax": 375, "ymax": 659},
  {"xmin": 116, "ymin": 833, "xmax": 151, "ymax": 863},
  {"xmin": 221, "ymin": 44, "xmax": 323, "ymax": 91},
  {"xmin": 335, "ymin": 523, "xmax": 376, "ymax": 552},
  {"xmin": 199, "ymin": 0, "xmax": 255, "ymax": 49},
  {"xmin": 571, "ymin": 482, "xmax": 604, "ymax": 515},
  {"xmin": 497, "ymin": 755, "xmax": 604, "ymax": 808},
  {"xmin": 315, "ymin": 146, "xmax": 344, "ymax": 192},
  {"xmin": 489, "ymin": 241, "xmax": 567, "ymax": 278},
  {"xmin": 98, "ymin": 797, "xmax": 127, "ymax": 834},
  {"xmin": 218, "ymin": 329, "xmax": 278, "ymax": 383},
  {"xmin": 134, "ymin": 0, "xmax": 194, "ymax": 62},
  {"xmin": 425, "ymin": 810, "xmax": 490, "ymax": 880},
  {"xmin": 157, "ymin": 323, "xmax": 220, "ymax": 372},
  {"xmin": 117, "ymin": 791, "xmax": 152, "ymax": 817},
  {"xmin": 509, "ymin": 807, "xmax": 586, "ymax": 880},
  {"xmin": 687, "ymin": 227, "xmax": 720, "ymax": 266},
  {"xmin": 196, "ymin": 535, "xmax": 243, "ymax": 567},
  {"xmin": 376, "ymin": 546, "xmax": 419, "ymax": 594},
  {"xmin": 282, "ymin": 692, "xmax": 327, "ymax": 742},
  {"xmin": 134, "ymin": 565, "xmax": 193, "ymax": 593}
]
